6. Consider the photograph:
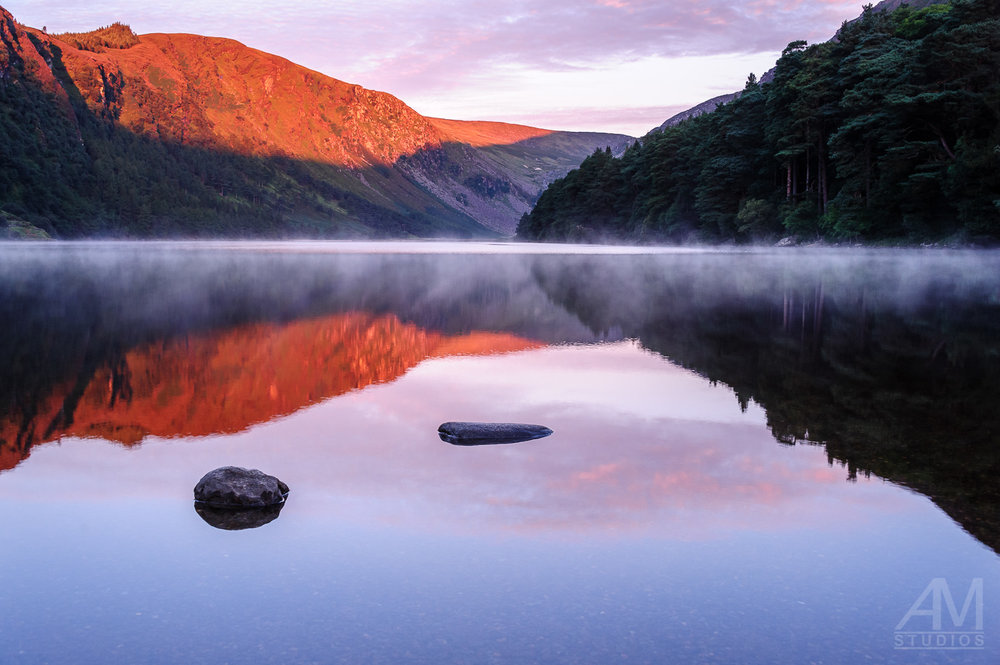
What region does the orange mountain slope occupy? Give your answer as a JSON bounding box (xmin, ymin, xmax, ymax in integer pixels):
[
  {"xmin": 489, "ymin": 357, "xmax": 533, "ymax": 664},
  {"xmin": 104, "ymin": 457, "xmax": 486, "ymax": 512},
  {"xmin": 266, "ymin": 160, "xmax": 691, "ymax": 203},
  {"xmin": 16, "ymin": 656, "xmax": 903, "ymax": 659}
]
[
  {"xmin": 29, "ymin": 28, "xmax": 568, "ymax": 167},
  {"xmin": 41, "ymin": 30, "xmax": 442, "ymax": 167},
  {"xmin": 427, "ymin": 118, "xmax": 555, "ymax": 148},
  {"xmin": 28, "ymin": 20, "xmax": 631, "ymax": 164},
  {"xmin": 0, "ymin": 11, "xmax": 77, "ymax": 120},
  {"xmin": 0, "ymin": 312, "xmax": 542, "ymax": 471}
]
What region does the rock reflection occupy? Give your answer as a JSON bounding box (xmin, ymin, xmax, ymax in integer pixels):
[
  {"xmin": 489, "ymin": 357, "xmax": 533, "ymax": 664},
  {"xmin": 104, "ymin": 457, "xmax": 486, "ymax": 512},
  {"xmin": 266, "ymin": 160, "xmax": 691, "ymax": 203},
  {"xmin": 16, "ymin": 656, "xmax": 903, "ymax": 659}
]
[{"xmin": 194, "ymin": 502, "xmax": 286, "ymax": 531}]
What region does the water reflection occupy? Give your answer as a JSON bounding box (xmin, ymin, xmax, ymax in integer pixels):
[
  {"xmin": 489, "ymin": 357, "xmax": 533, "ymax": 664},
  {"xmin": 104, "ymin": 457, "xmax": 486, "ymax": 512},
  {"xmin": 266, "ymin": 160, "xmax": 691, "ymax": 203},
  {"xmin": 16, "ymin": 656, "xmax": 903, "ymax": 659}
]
[
  {"xmin": 1, "ymin": 243, "xmax": 999, "ymax": 552},
  {"xmin": 0, "ymin": 342, "xmax": 911, "ymax": 536},
  {"xmin": 530, "ymin": 252, "xmax": 1000, "ymax": 551},
  {"xmin": 194, "ymin": 501, "xmax": 286, "ymax": 531},
  {"xmin": 0, "ymin": 311, "xmax": 539, "ymax": 469}
]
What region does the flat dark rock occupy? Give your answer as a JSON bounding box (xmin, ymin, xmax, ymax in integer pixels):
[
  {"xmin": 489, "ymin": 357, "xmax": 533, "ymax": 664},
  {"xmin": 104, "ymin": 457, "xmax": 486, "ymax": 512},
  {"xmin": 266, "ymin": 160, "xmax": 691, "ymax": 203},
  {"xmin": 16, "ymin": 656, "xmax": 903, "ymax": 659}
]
[
  {"xmin": 193, "ymin": 466, "xmax": 289, "ymax": 508},
  {"xmin": 438, "ymin": 421, "xmax": 553, "ymax": 446}
]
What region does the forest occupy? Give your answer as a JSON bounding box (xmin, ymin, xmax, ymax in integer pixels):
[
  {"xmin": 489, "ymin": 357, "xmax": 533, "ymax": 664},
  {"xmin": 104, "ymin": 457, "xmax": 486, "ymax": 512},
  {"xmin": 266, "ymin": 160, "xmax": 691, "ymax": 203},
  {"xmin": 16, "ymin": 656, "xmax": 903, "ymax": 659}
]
[{"xmin": 518, "ymin": 0, "xmax": 1000, "ymax": 244}]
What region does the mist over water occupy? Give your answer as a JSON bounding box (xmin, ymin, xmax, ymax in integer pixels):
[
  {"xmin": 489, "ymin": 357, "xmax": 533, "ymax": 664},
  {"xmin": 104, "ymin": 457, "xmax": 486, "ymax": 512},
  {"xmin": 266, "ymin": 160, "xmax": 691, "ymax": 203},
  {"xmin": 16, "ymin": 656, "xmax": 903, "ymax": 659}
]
[
  {"xmin": 3, "ymin": 240, "xmax": 996, "ymax": 335},
  {"xmin": 1, "ymin": 241, "xmax": 998, "ymax": 664}
]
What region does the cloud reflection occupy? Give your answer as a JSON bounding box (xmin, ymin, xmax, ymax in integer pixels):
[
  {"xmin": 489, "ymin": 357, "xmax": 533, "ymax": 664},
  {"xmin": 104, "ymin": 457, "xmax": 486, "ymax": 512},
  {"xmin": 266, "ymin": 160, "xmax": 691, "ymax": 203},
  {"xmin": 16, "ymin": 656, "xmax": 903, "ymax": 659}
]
[{"xmin": 0, "ymin": 342, "xmax": 919, "ymax": 540}]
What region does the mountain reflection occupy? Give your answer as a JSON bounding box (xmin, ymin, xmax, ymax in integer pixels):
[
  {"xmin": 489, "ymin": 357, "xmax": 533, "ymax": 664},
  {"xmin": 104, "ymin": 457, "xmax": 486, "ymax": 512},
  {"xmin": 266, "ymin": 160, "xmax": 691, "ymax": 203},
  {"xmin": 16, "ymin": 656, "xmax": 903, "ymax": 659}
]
[
  {"xmin": 0, "ymin": 311, "xmax": 539, "ymax": 469},
  {"xmin": 1, "ymin": 244, "xmax": 999, "ymax": 553}
]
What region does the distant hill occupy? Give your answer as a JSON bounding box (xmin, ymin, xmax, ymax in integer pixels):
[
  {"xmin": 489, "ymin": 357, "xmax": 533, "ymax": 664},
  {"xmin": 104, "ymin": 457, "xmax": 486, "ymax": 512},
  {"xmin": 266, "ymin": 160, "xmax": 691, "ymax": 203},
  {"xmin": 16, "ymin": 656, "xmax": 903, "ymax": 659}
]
[
  {"xmin": 0, "ymin": 7, "xmax": 630, "ymax": 237},
  {"xmin": 653, "ymin": 93, "xmax": 740, "ymax": 131}
]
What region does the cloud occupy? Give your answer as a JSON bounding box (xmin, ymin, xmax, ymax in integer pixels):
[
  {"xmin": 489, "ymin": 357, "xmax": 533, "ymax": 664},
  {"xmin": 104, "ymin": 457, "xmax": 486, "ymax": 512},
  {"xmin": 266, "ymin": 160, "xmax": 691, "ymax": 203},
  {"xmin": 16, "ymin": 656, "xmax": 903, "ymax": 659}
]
[
  {"xmin": 7, "ymin": 1, "xmax": 865, "ymax": 85},
  {"xmin": 489, "ymin": 105, "xmax": 688, "ymax": 135},
  {"xmin": 401, "ymin": 51, "xmax": 780, "ymax": 134},
  {"xmin": 297, "ymin": 0, "xmax": 858, "ymax": 95},
  {"xmin": 2, "ymin": 0, "xmax": 865, "ymax": 133}
]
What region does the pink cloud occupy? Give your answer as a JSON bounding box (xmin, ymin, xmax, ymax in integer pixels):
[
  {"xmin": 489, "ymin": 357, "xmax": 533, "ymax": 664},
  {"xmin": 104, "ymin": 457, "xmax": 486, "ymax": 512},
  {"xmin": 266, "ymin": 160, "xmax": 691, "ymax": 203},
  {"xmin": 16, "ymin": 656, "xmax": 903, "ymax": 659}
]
[
  {"xmin": 6, "ymin": 1, "xmax": 865, "ymax": 91},
  {"xmin": 1, "ymin": 1, "xmax": 865, "ymax": 133},
  {"xmin": 574, "ymin": 462, "xmax": 621, "ymax": 483}
]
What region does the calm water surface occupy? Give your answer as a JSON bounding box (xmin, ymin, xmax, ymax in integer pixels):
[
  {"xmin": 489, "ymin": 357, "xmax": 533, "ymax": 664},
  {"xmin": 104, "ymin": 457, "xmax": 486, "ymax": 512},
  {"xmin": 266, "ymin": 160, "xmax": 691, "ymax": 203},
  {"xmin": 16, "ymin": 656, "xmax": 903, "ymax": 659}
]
[{"xmin": 1, "ymin": 241, "xmax": 998, "ymax": 664}]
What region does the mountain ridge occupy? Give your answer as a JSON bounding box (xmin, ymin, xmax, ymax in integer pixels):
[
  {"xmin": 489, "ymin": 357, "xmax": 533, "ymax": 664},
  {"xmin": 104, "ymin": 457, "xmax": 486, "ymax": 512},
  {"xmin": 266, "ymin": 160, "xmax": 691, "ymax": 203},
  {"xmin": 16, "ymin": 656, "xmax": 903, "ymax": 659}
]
[{"xmin": 0, "ymin": 7, "xmax": 631, "ymax": 237}]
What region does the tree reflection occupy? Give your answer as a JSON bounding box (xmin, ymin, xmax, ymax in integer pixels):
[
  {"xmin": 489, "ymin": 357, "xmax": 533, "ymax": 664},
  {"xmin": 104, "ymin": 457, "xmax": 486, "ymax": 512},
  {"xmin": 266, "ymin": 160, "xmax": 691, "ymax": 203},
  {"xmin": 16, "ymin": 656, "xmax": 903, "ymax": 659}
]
[{"xmin": 532, "ymin": 252, "xmax": 1000, "ymax": 552}]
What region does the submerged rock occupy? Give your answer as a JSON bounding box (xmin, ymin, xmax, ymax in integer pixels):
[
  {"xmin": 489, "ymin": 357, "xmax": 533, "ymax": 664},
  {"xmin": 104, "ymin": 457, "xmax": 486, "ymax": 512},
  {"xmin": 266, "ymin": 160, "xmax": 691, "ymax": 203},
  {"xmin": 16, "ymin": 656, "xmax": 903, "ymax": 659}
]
[
  {"xmin": 193, "ymin": 466, "xmax": 289, "ymax": 508},
  {"xmin": 194, "ymin": 502, "xmax": 285, "ymax": 531},
  {"xmin": 438, "ymin": 421, "xmax": 553, "ymax": 446}
]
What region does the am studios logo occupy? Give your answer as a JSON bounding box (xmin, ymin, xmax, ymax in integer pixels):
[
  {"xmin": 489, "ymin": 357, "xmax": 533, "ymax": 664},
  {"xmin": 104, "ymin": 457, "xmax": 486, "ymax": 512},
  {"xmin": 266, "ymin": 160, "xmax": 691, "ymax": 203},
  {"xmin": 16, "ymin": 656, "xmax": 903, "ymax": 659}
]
[{"xmin": 894, "ymin": 578, "xmax": 985, "ymax": 650}]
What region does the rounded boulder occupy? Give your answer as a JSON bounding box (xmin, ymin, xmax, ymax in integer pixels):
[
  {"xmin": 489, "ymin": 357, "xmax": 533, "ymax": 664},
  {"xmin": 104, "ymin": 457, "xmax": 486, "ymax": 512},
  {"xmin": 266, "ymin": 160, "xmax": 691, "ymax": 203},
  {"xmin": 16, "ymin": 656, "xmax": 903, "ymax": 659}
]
[{"xmin": 193, "ymin": 466, "xmax": 289, "ymax": 508}]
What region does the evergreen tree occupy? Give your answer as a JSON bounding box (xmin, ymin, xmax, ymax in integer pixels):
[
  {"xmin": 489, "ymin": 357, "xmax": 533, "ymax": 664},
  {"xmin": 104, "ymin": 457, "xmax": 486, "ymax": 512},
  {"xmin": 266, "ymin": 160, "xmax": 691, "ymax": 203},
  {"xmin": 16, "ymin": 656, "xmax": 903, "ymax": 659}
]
[{"xmin": 520, "ymin": 0, "xmax": 1000, "ymax": 244}]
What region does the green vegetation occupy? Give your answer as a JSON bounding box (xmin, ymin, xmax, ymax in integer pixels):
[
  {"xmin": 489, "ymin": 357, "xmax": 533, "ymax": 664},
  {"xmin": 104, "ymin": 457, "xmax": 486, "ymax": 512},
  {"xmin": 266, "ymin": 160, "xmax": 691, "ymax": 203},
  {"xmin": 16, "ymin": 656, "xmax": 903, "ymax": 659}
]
[
  {"xmin": 0, "ymin": 210, "xmax": 51, "ymax": 239},
  {"xmin": 519, "ymin": 0, "xmax": 1000, "ymax": 244}
]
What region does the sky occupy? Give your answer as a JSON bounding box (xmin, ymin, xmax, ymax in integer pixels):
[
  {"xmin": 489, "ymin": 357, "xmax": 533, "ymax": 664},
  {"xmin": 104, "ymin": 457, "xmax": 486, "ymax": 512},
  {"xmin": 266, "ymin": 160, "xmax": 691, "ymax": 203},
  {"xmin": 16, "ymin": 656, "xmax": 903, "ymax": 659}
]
[{"xmin": 3, "ymin": 1, "xmax": 871, "ymax": 136}]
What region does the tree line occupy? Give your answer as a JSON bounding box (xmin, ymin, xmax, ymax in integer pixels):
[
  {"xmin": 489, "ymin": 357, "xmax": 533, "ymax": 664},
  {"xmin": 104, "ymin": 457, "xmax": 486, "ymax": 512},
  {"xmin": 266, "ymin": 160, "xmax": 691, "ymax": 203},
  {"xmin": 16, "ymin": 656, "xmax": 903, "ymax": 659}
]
[
  {"xmin": 518, "ymin": 0, "xmax": 1000, "ymax": 244},
  {"xmin": 54, "ymin": 23, "xmax": 140, "ymax": 51}
]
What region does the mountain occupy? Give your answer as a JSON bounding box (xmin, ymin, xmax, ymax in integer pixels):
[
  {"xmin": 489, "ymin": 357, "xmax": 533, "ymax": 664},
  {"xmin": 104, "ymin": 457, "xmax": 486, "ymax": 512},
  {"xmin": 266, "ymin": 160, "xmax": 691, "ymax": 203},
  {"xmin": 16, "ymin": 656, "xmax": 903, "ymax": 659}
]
[
  {"xmin": 406, "ymin": 118, "xmax": 633, "ymax": 233},
  {"xmin": 653, "ymin": 93, "xmax": 740, "ymax": 131},
  {"xmin": 0, "ymin": 7, "xmax": 631, "ymax": 238}
]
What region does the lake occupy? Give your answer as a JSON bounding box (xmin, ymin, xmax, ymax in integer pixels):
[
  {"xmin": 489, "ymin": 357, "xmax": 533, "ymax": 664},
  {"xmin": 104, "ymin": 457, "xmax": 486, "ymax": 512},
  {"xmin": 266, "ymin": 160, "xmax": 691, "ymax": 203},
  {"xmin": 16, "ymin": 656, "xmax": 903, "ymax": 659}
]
[{"xmin": 1, "ymin": 241, "xmax": 998, "ymax": 664}]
